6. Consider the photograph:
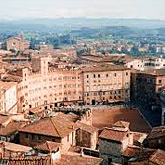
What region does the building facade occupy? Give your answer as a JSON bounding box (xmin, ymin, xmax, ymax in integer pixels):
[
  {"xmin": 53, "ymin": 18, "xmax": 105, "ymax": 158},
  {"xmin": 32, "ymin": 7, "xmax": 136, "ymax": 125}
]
[
  {"xmin": 82, "ymin": 65, "xmax": 130, "ymax": 105},
  {"xmin": 0, "ymin": 82, "xmax": 17, "ymax": 113},
  {"xmin": 17, "ymin": 57, "xmax": 83, "ymax": 112},
  {"xmin": 1, "ymin": 56, "xmax": 131, "ymax": 112},
  {"xmin": 126, "ymin": 57, "xmax": 165, "ymax": 71},
  {"xmin": 131, "ymin": 69, "xmax": 165, "ymax": 106},
  {"xmin": 6, "ymin": 33, "xmax": 30, "ymax": 51}
]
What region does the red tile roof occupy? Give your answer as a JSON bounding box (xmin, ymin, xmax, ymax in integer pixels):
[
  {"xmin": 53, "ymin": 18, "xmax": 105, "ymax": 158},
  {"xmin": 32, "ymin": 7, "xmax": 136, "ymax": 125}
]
[
  {"xmin": 112, "ymin": 121, "xmax": 130, "ymax": 129},
  {"xmin": 149, "ymin": 149, "xmax": 165, "ymax": 165},
  {"xmin": 19, "ymin": 114, "xmax": 76, "ymax": 138},
  {"xmin": 1, "ymin": 156, "xmax": 51, "ymax": 165},
  {"xmin": 99, "ymin": 128, "xmax": 128, "ymax": 143},
  {"xmin": 34, "ymin": 141, "xmax": 61, "ymax": 152},
  {"xmin": 75, "ymin": 121, "xmax": 97, "ymax": 134},
  {"xmin": 0, "ymin": 121, "xmax": 26, "ymax": 136},
  {"xmin": 122, "ymin": 146, "xmax": 141, "ymax": 157},
  {"xmin": 148, "ymin": 126, "xmax": 165, "ymax": 139},
  {"xmin": 55, "ymin": 153, "xmax": 102, "ymax": 165},
  {"xmin": 0, "ymin": 141, "xmax": 32, "ymax": 153}
]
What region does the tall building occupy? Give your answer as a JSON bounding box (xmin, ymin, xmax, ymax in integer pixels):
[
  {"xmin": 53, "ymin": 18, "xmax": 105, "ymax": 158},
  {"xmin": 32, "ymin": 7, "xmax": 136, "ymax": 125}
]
[
  {"xmin": 131, "ymin": 69, "xmax": 165, "ymax": 105},
  {"xmin": 17, "ymin": 56, "xmax": 82, "ymax": 112},
  {"xmin": 82, "ymin": 64, "xmax": 130, "ymax": 105}
]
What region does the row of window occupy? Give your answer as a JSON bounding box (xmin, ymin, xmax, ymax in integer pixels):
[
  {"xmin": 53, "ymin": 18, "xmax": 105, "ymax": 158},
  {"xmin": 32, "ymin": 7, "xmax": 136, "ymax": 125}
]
[
  {"xmin": 86, "ymin": 72, "xmax": 128, "ymax": 79},
  {"xmin": 85, "ymin": 90, "xmax": 129, "ymax": 96},
  {"xmin": 43, "ymin": 76, "xmax": 80, "ymax": 82}
]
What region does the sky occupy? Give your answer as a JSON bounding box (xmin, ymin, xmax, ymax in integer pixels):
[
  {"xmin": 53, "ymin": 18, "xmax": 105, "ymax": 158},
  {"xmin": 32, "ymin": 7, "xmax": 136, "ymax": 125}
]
[{"xmin": 0, "ymin": 0, "xmax": 165, "ymax": 20}]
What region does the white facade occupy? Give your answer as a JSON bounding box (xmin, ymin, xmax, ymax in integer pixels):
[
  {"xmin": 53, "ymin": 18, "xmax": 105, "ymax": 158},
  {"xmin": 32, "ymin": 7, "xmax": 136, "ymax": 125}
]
[
  {"xmin": 125, "ymin": 57, "xmax": 165, "ymax": 71},
  {"xmin": 0, "ymin": 82, "xmax": 17, "ymax": 113}
]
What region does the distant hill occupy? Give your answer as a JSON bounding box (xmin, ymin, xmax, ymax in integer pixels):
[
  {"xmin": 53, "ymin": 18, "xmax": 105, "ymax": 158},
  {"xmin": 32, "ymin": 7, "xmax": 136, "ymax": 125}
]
[{"xmin": 0, "ymin": 18, "xmax": 165, "ymax": 31}]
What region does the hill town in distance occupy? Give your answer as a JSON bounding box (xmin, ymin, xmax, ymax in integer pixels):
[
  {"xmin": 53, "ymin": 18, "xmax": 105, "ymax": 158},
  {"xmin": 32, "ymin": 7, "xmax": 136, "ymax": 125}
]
[{"xmin": 0, "ymin": 7, "xmax": 165, "ymax": 165}]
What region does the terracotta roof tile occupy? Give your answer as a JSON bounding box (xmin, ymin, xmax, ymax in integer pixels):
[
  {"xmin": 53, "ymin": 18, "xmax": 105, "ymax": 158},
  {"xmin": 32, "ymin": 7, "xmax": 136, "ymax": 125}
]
[
  {"xmin": 99, "ymin": 128, "xmax": 128, "ymax": 143},
  {"xmin": 148, "ymin": 126, "xmax": 165, "ymax": 139},
  {"xmin": 112, "ymin": 121, "xmax": 130, "ymax": 129},
  {"xmin": 0, "ymin": 141, "xmax": 32, "ymax": 153},
  {"xmin": 19, "ymin": 113, "xmax": 76, "ymax": 138},
  {"xmin": 0, "ymin": 121, "xmax": 26, "ymax": 136},
  {"xmin": 1, "ymin": 156, "xmax": 51, "ymax": 165},
  {"xmin": 75, "ymin": 121, "xmax": 98, "ymax": 134},
  {"xmin": 149, "ymin": 149, "xmax": 165, "ymax": 165},
  {"xmin": 34, "ymin": 141, "xmax": 61, "ymax": 152},
  {"xmin": 122, "ymin": 146, "xmax": 141, "ymax": 157},
  {"xmin": 55, "ymin": 153, "xmax": 102, "ymax": 165}
]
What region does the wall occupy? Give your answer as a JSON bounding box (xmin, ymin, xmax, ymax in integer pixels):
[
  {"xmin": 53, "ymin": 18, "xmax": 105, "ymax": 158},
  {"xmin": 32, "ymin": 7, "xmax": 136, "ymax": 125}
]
[
  {"xmin": 83, "ymin": 69, "xmax": 130, "ymax": 105},
  {"xmin": 99, "ymin": 139, "xmax": 123, "ymax": 164},
  {"xmin": 19, "ymin": 132, "xmax": 61, "ymax": 147}
]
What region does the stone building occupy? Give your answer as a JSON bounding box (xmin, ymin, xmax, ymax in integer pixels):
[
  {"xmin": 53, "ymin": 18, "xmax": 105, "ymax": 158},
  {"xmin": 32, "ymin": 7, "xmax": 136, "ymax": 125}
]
[
  {"xmin": 17, "ymin": 56, "xmax": 83, "ymax": 112},
  {"xmin": 19, "ymin": 112, "xmax": 97, "ymax": 153},
  {"xmin": 144, "ymin": 126, "xmax": 165, "ymax": 150},
  {"xmin": 19, "ymin": 113, "xmax": 77, "ymax": 153},
  {"xmin": 99, "ymin": 121, "xmax": 134, "ymax": 164},
  {"xmin": 131, "ymin": 69, "xmax": 165, "ymax": 106},
  {"xmin": 82, "ymin": 64, "xmax": 130, "ymax": 105},
  {"xmin": 75, "ymin": 121, "xmax": 98, "ymax": 150},
  {"xmin": 6, "ymin": 33, "xmax": 30, "ymax": 52}
]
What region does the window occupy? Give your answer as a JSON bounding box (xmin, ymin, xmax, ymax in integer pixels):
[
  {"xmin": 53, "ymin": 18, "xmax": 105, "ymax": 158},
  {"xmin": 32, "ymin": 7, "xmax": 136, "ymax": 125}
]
[
  {"xmin": 25, "ymin": 134, "xmax": 28, "ymax": 139},
  {"xmin": 38, "ymin": 136, "xmax": 41, "ymax": 140},
  {"xmin": 87, "ymin": 75, "xmax": 89, "ymax": 78},
  {"xmin": 159, "ymin": 80, "xmax": 162, "ymax": 84},
  {"xmin": 94, "ymin": 92, "xmax": 97, "ymax": 96},
  {"xmin": 98, "ymin": 74, "xmax": 100, "ymax": 78},
  {"xmin": 114, "ymin": 73, "xmax": 117, "ymax": 77},
  {"xmin": 106, "ymin": 74, "xmax": 108, "ymax": 77},
  {"xmin": 67, "ymin": 135, "xmax": 69, "ymax": 142},
  {"xmin": 93, "ymin": 74, "xmax": 96, "ymax": 78}
]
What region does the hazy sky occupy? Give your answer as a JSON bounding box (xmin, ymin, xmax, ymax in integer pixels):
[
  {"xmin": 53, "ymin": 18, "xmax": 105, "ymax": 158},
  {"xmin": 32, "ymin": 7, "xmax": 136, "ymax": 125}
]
[{"xmin": 0, "ymin": 0, "xmax": 165, "ymax": 20}]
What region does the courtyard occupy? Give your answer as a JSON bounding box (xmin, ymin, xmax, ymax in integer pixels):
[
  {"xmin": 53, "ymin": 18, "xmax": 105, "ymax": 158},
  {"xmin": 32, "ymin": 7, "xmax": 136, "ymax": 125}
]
[{"xmin": 92, "ymin": 106, "xmax": 151, "ymax": 133}]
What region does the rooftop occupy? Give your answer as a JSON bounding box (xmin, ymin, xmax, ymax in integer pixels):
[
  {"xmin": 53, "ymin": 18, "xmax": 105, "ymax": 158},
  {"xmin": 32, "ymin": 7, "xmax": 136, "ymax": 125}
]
[
  {"xmin": 19, "ymin": 113, "xmax": 76, "ymax": 138},
  {"xmin": 55, "ymin": 152, "xmax": 102, "ymax": 165},
  {"xmin": 75, "ymin": 121, "xmax": 98, "ymax": 134},
  {"xmin": 0, "ymin": 81, "xmax": 17, "ymax": 91},
  {"xmin": 0, "ymin": 120, "xmax": 26, "ymax": 136},
  {"xmin": 147, "ymin": 126, "xmax": 165, "ymax": 139},
  {"xmin": 0, "ymin": 141, "xmax": 32, "ymax": 153},
  {"xmin": 99, "ymin": 127, "xmax": 128, "ymax": 143},
  {"xmin": 137, "ymin": 68, "xmax": 165, "ymax": 76},
  {"xmin": 82, "ymin": 64, "xmax": 129, "ymax": 73},
  {"xmin": 112, "ymin": 121, "xmax": 130, "ymax": 129},
  {"xmin": 149, "ymin": 149, "xmax": 165, "ymax": 165},
  {"xmin": 34, "ymin": 141, "xmax": 61, "ymax": 152}
]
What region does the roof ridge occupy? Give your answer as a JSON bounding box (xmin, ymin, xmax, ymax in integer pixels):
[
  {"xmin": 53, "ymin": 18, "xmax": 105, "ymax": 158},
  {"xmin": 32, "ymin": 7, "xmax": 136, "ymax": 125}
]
[{"xmin": 50, "ymin": 118, "xmax": 61, "ymax": 137}]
